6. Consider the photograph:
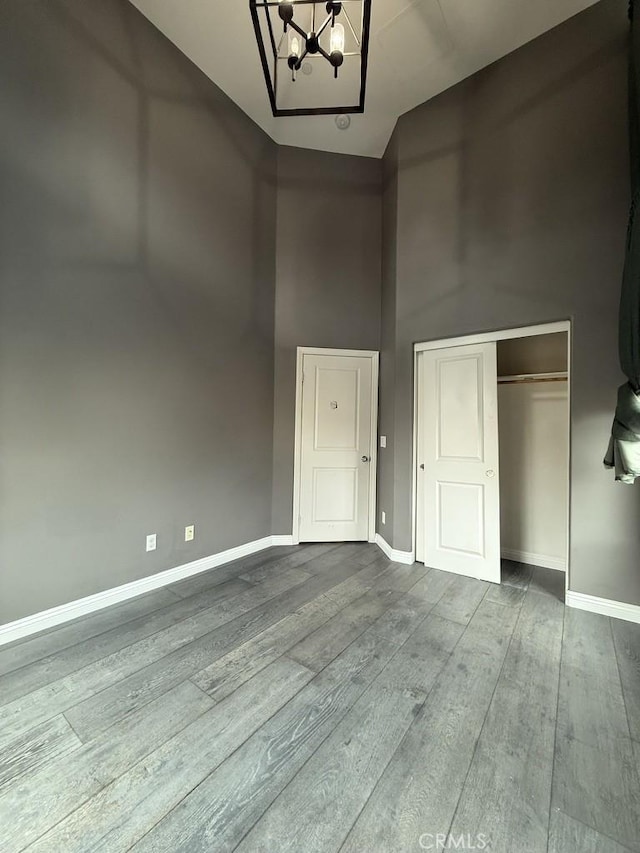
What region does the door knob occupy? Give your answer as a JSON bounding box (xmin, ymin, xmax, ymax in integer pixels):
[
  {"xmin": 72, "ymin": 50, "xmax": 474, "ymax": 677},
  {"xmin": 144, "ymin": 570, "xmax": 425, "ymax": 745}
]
[
  {"xmin": 361, "ymin": 455, "xmax": 370, "ymax": 463},
  {"xmin": 486, "ymin": 469, "xmax": 495, "ymax": 478}
]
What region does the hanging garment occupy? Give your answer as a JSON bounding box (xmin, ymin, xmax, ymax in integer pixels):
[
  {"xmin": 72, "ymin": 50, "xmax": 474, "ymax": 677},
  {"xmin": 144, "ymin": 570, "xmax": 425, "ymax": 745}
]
[
  {"xmin": 606, "ymin": 0, "xmax": 640, "ymax": 481},
  {"xmin": 604, "ymin": 382, "xmax": 640, "ymax": 482}
]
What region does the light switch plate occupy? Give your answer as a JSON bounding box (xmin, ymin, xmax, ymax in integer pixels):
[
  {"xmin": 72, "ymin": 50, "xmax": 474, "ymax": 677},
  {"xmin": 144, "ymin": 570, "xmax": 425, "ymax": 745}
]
[
  {"xmin": 185, "ymin": 524, "xmax": 195, "ymax": 542},
  {"xmin": 381, "ymin": 511, "xmax": 386, "ymax": 525},
  {"xmin": 146, "ymin": 533, "xmax": 157, "ymax": 552},
  {"xmin": 380, "ymin": 435, "xmax": 387, "ymax": 448}
]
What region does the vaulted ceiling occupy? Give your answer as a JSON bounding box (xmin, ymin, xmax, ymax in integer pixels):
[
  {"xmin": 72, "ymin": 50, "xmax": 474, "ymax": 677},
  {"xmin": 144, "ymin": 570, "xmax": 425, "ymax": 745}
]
[{"xmin": 128, "ymin": 0, "xmax": 600, "ymax": 158}]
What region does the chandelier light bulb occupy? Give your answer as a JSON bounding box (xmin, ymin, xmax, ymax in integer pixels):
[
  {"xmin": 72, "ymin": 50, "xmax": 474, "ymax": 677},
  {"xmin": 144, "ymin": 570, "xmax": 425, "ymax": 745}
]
[
  {"xmin": 289, "ymin": 33, "xmax": 301, "ymax": 57},
  {"xmin": 330, "ymin": 22, "xmax": 345, "ymax": 54}
]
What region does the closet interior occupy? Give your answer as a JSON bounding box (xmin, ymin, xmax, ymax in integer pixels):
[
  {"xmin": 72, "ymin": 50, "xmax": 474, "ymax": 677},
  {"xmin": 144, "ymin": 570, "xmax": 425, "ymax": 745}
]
[{"xmin": 497, "ymin": 332, "xmax": 569, "ymax": 575}]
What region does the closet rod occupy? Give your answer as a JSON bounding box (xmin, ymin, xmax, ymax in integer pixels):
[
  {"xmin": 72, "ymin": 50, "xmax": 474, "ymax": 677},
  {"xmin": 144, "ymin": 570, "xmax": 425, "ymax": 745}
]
[{"xmin": 498, "ymin": 371, "xmax": 568, "ymax": 385}]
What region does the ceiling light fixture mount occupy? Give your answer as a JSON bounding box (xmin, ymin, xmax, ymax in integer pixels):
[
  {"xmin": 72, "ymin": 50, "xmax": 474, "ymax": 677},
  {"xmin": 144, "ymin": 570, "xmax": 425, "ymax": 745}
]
[{"xmin": 249, "ymin": 0, "xmax": 372, "ymax": 117}]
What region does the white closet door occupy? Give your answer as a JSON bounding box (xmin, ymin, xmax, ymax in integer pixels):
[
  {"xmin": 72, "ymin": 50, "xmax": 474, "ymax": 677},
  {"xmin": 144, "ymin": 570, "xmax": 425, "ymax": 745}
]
[
  {"xmin": 418, "ymin": 343, "xmax": 501, "ymax": 583},
  {"xmin": 298, "ymin": 353, "xmax": 374, "ymax": 542}
]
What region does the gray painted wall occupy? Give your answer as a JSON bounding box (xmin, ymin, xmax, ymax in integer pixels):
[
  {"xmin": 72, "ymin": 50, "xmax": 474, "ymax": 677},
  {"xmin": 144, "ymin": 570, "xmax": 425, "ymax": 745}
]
[
  {"xmin": 377, "ymin": 137, "xmax": 399, "ymax": 542},
  {"xmin": 379, "ymin": 0, "xmax": 640, "ymax": 605},
  {"xmin": 271, "ymin": 146, "xmax": 382, "ymax": 534},
  {"xmin": 0, "ymin": 0, "xmax": 277, "ymax": 621},
  {"xmin": 2, "ymin": 0, "xmax": 635, "ymax": 622}
]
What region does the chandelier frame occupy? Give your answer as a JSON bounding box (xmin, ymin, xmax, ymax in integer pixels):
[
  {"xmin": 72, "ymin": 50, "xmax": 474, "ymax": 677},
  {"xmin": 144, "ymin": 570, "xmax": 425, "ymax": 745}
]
[{"xmin": 249, "ymin": 0, "xmax": 372, "ymax": 117}]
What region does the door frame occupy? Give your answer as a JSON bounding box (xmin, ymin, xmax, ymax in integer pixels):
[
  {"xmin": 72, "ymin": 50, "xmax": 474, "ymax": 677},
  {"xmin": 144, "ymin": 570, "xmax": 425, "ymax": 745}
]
[
  {"xmin": 292, "ymin": 346, "xmax": 379, "ymax": 545},
  {"xmin": 412, "ymin": 320, "xmax": 572, "ymax": 592}
]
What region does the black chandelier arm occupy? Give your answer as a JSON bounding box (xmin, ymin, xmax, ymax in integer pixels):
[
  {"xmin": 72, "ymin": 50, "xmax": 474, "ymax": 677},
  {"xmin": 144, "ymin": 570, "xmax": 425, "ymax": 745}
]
[
  {"xmin": 315, "ymin": 13, "xmax": 334, "ymax": 41},
  {"xmin": 321, "ymin": 44, "xmax": 344, "ymax": 77},
  {"xmin": 287, "ymin": 18, "xmax": 308, "ymax": 40}
]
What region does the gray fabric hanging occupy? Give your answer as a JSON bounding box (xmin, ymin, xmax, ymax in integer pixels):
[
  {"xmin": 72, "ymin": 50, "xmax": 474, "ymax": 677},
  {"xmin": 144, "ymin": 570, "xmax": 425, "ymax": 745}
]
[
  {"xmin": 604, "ymin": 383, "xmax": 640, "ymax": 482},
  {"xmin": 605, "ymin": 0, "xmax": 640, "ymax": 482}
]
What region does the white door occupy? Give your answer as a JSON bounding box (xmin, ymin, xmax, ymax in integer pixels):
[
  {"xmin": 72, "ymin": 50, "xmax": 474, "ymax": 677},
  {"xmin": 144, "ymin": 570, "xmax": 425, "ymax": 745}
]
[
  {"xmin": 298, "ymin": 352, "xmax": 376, "ymax": 542},
  {"xmin": 417, "ymin": 343, "xmax": 501, "ymax": 583}
]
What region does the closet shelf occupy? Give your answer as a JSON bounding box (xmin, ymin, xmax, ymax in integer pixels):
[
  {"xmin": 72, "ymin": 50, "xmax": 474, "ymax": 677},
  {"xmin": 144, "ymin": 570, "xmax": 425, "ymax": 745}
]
[{"xmin": 498, "ymin": 371, "xmax": 568, "ymax": 385}]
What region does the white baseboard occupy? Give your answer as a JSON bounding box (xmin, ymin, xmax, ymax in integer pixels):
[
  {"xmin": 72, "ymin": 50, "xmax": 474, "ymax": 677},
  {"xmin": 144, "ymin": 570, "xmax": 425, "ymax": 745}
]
[
  {"xmin": 375, "ymin": 533, "xmax": 415, "ymax": 565},
  {"xmin": 501, "ymin": 548, "xmax": 566, "ymax": 572},
  {"xmin": 566, "ymin": 591, "xmax": 640, "ymax": 625},
  {"xmin": 0, "ymin": 534, "xmax": 287, "ymax": 647},
  {"xmin": 270, "ymin": 535, "xmax": 295, "ymax": 546}
]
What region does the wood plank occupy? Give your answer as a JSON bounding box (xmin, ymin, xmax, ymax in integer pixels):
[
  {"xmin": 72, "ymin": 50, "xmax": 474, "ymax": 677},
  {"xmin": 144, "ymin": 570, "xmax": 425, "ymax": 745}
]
[
  {"xmin": 501, "ymin": 559, "xmax": 533, "ymax": 590},
  {"xmin": 190, "ymin": 558, "xmax": 399, "ymax": 702},
  {"xmin": 288, "ymin": 562, "xmax": 428, "ymax": 672},
  {"xmin": 348, "ymin": 543, "xmax": 387, "ymax": 567},
  {"xmin": 340, "ymin": 599, "xmax": 519, "ymax": 853},
  {"xmin": 374, "ymin": 613, "xmax": 464, "ymax": 695},
  {"xmin": 402, "ymin": 566, "xmax": 456, "ymax": 606},
  {"xmin": 165, "ymin": 545, "xmax": 303, "ymax": 598},
  {"xmin": 556, "ymin": 610, "xmax": 630, "ymax": 746},
  {"xmin": 302, "ymin": 542, "xmax": 381, "ymax": 575},
  {"xmin": 127, "ymin": 591, "xmax": 438, "ymax": 853},
  {"xmin": 238, "ymin": 543, "xmax": 339, "ymax": 584},
  {"xmin": 287, "ymin": 588, "xmax": 400, "ymax": 673},
  {"xmin": 450, "ymin": 589, "xmax": 564, "ymax": 852},
  {"xmin": 354, "ymin": 561, "xmax": 428, "ymax": 598},
  {"xmin": 431, "ymin": 574, "xmax": 489, "ymax": 625},
  {"xmin": 484, "ymin": 579, "xmax": 526, "ymax": 608},
  {"xmin": 0, "ymin": 566, "xmax": 311, "ymax": 747},
  {"xmin": 549, "ymin": 810, "xmax": 634, "ymax": 853},
  {"xmin": 188, "ymin": 565, "xmax": 399, "ymax": 702},
  {"xmin": 0, "ymin": 679, "xmax": 214, "ymax": 852},
  {"xmin": 552, "ymin": 609, "xmax": 640, "ymax": 851},
  {"xmin": 234, "ymin": 682, "xmax": 424, "ymax": 853},
  {"xmin": 62, "ymin": 553, "xmax": 372, "ymax": 741},
  {"xmin": 0, "ymin": 714, "xmax": 81, "ymax": 794},
  {"xmin": 321, "ymin": 554, "xmax": 398, "ymax": 603},
  {"xmin": 0, "ymin": 589, "xmax": 178, "ymax": 677},
  {"xmin": 528, "ymin": 566, "xmax": 565, "ymax": 602},
  {"xmin": 90, "ymin": 682, "xmax": 214, "ymax": 787},
  {"xmin": 190, "ymin": 593, "xmax": 345, "ymax": 701},
  {"xmin": 612, "ymin": 618, "xmax": 640, "ymax": 743},
  {"xmin": 0, "ymin": 578, "xmax": 251, "ymax": 707},
  {"xmin": 23, "ymin": 658, "xmax": 314, "ymax": 853}
]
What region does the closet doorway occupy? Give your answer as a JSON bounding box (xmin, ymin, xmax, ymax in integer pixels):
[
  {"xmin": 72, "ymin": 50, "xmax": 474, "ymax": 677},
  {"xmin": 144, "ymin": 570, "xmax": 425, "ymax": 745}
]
[{"xmin": 413, "ymin": 322, "xmax": 570, "ymax": 588}]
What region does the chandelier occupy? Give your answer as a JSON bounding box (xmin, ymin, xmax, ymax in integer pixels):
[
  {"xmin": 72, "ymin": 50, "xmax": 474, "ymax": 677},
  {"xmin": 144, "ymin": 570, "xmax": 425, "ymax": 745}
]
[{"xmin": 249, "ymin": 0, "xmax": 372, "ymax": 117}]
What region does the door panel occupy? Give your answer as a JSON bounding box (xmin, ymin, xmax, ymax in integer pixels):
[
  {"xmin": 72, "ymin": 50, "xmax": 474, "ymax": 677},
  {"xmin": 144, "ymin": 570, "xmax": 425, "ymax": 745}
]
[
  {"xmin": 299, "ymin": 353, "xmax": 374, "ymax": 542},
  {"xmin": 419, "ymin": 343, "xmax": 500, "ymax": 583},
  {"xmin": 312, "ymin": 468, "xmax": 358, "ymax": 522},
  {"xmin": 438, "ymin": 481, "xmax": 485, "ymax": 556},
  {"xmin": 438, "ymin": 355, "xmax": 484, "ymax": 460},
  {"xmin": 314, "ymin": 368, "xmax": 359, "ymax": 450}
]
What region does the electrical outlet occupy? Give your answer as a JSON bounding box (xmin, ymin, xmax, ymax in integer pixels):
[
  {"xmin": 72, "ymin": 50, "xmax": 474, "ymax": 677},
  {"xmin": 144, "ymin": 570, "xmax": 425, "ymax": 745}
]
[
  {"xmin": 185, "ymin": 524, "xmax": 195, "ymax": 542},
  {"xmin": 381, "ymin": 511, "xmax": 386, "ymax": 525},
  {"xmin": 146, "ymin": 533, "xmax": 157, "ymax": 552},
  {"xmin": 380, "ymin": 435, "xmax": 387, "ymax": 448}
]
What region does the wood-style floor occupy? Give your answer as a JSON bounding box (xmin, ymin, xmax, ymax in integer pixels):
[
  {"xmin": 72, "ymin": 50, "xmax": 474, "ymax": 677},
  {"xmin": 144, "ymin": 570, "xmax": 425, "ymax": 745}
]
[{"xmin": 0, "ymin": 543, "xmax": 639, "ymax": 852}]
